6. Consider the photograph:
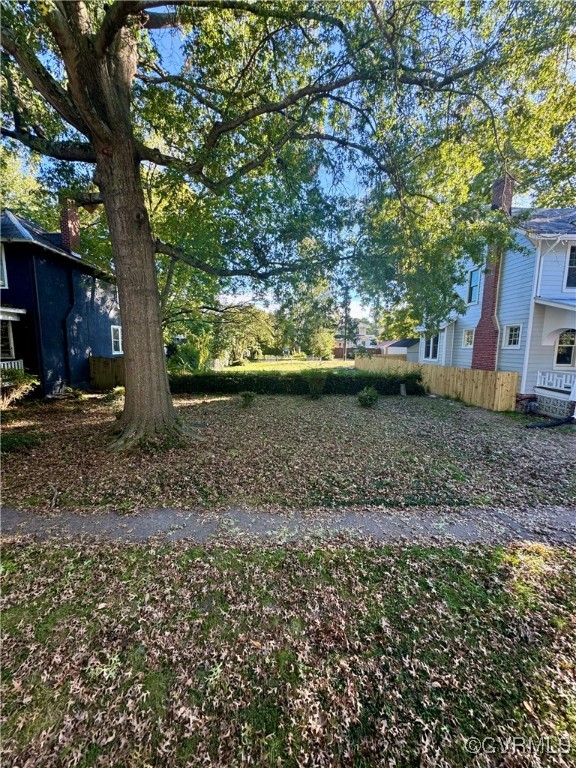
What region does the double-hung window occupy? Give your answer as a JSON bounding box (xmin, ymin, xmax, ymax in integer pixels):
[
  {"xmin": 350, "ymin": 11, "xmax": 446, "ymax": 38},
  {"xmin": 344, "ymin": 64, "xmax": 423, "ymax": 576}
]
[
  {"xmin": 565, "ymin": 247, "xmax": 576, "ymax": 290},
  {"xmin": 111, "ymin": 325, "xmax": 123, "ymax": 355},
  {"xmin": 424, "ymin": 334, "xmax": 439, "ymax": 360},
  {"xmin": 467, "ymin": 268, "xmax": 480, "ymax": 304}
]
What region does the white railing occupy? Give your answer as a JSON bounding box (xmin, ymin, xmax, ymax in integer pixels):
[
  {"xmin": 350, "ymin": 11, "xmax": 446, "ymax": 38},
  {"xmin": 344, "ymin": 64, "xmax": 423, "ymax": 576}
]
[
  {"xmin": 536, "ymin": 370, "xmax": 576, "ymax": 396},
  {"xmin": 0, "ymin": 359, "xmax": 24, "ymax": 371}
]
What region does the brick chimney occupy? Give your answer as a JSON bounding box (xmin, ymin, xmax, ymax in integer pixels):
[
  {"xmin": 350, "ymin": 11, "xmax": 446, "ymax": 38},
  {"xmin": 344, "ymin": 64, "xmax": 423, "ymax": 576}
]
[
  {"xmin": 490, "ymin": 174, "xmax": 514, "ymax": 215},
  {"xmin": 471, "ymin": 175, "xmax": 515, "ymax": 371},
  {"xmin": 60, "ymin": 201, "xmax": 80, "ymax": 252}
]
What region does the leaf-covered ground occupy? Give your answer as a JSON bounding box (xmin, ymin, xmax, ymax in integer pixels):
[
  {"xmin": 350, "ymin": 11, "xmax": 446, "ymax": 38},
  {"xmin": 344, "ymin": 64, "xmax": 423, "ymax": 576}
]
[
  {"xmin": 1, "ymin": 539, "xmax": 575, "ymax": 767},
  {"xmin": 2, "ymin": 395, "xmax": 575, "ymax": 514}
]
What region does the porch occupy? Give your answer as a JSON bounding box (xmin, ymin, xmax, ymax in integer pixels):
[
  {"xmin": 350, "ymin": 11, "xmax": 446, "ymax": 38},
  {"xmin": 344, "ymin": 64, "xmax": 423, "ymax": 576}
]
[{"xmin": 535, "ymin": 370, "xmax": 576, "ymax": 400}]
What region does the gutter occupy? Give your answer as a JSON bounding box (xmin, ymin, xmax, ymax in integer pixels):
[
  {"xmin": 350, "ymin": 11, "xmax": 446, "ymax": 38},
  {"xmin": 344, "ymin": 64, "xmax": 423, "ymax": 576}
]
[{"xmin": 1, "ymin": 236, "xmax": 87, "ymax": 265}]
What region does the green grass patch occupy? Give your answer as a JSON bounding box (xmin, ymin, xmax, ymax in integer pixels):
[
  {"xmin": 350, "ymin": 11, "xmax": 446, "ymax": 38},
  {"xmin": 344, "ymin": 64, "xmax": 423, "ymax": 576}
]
[
  {"xmin": 2, "ymin": 541, "xmax": 575, "ymax": 766},
  {"xmin": 1, "ymin": 431, "xmax": 41, "ymax": 453}
]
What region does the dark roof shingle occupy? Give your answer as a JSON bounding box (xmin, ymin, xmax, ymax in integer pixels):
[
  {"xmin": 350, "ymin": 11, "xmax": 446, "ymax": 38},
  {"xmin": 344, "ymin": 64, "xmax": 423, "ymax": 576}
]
[
  {"xmin": 0, "ymin": 209, "xmax": 80, "ymax": 260},
  {"xmin": 525, "ymin": 208, "xmax": 576, "ymax": 236}
]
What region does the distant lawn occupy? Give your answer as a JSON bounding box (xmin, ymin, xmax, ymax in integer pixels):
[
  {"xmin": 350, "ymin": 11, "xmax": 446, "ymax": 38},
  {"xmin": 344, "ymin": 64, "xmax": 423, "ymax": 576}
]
[
  {"xmin": 223, "ymin": 358, "xmax": 355, "ymax": 372},
  {"xmin": 2, "ymin": 395, "xmax": 574, "ymax": 514},
  {"xmin": 2, "ymin": 540, "xmax": 575, "ymax": 766}
]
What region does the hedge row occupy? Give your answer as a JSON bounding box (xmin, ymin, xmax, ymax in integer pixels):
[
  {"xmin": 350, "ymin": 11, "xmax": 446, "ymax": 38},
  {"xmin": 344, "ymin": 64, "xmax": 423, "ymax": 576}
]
[{"xmin": 169, "ymin": 369, "xmax": 425, "ymax": 396}]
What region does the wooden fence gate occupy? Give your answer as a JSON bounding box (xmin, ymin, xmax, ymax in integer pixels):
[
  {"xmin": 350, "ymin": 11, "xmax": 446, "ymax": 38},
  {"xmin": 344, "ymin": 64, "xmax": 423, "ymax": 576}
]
[{"xmin": 90, "ymin": 356, "xmax": 125, "ymax": 390}]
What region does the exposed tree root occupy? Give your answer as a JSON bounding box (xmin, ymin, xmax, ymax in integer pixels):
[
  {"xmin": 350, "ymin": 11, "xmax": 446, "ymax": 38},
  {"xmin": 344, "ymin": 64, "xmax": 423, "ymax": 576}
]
[{"xmin": 106, "ymin": 415, "xmax": 200, "ymax": 452}]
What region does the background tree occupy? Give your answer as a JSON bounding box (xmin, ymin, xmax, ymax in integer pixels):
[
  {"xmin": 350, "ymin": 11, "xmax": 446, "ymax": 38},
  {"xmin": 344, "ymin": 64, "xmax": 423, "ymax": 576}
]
[
  {"xmin": 210, "ymin": 305, "xmax": 276, "ymax": 362},
  {"xmin": 0, "ymin": 146, "xmax": 57, "ymax": 227},
  {"xmin": 376, "ymin": 304, "xmax": 419, "ymax": 340},
  {"xmin": 274, "ymin": 280, "xmax": 339, "ymax": 354},
  {"xmin": 308, "ymin": 328, "xmax": 336, "ymax": 360},
  {"xmin": 2, "ymin": 1, "xmax": 574, "ymax": 446}
]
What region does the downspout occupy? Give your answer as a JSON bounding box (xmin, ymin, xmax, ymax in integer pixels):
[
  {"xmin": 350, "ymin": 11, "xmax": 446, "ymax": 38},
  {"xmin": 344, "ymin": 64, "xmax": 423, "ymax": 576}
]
[
  {"xmin": 520, "ymin": 239, "xmax": 542, "ymax": 394},
  {"xmin": 493, "ymin": 249, "xmax": 502, "ymax": 372}
]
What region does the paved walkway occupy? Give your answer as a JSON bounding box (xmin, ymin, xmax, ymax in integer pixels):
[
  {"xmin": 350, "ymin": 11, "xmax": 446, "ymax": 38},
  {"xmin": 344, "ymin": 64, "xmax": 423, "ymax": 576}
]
[{"xmin": 2, "ymin": 505, "xmax": 575, "ymax": 545}]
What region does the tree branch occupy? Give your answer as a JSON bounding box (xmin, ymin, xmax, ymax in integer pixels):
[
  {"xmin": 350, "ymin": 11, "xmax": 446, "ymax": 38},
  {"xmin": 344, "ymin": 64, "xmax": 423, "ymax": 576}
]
[
  {"xmin": 144, "ymin": 1, "xmax": 350, "ymax": 40},
  {"xmin": 291, "ymin": 130, "xmax": 394, "ymax": 175},
  {"xmin": 0, "ymin": 127, "xmax": 97, "ymax": 162},
  {"xmin": 154, "ymin": 239, "xmax": 296, "ymax": 279},
  {"xmin": 94, "ymin": 1, "xmax": 146, "ymax": 56},
  {"xmin": 0, "ymin": 26, "xmax": 88, "ymax": 134},
  {"xmin": 198, "ymin": 73, "xmax": 358, "ymax": 158},
  {"xmin": 159, "ymin": 256, "xmax": 178, "ymax": 312}
]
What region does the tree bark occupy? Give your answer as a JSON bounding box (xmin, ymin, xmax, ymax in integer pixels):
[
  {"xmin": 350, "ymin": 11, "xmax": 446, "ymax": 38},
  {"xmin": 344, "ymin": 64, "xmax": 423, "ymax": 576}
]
[{"xmin": 95, "ymin": 141, "xmax": 180, "ymax": 448}]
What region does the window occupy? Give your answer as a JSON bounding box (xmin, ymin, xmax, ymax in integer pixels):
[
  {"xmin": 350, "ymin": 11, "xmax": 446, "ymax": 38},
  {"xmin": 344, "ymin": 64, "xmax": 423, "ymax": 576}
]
[
  {"xmin": 0, "ymin": 320, "xmax": 14, "ymax": 359},
  {"xmin": 462, "ymin": 329, "xmax": 475, "ymax": 348},
  {"xmin": 424, "ymin": 334, "xmax": 439, "ymax": 360},
  {"xmin": 111, "ymin": 325, "xmax": 123, "ymax": 355},
  {"xmin": 555, "ymin": 329, "xmax": 576, "ymax": 367},
  {"xmin": 503, "ymin": 324, "xmax": 522, "ymax": 348},
  {"xmin": 467, "ymin": 268, "xmax": 480, "ymax": 304},
  {"xmin": 0, "ymin": 245, "xmax": 7, "ymax": 289},
  {"xmin": 565, "ymin": 246, "xmax": 576, "ymax": 290}
]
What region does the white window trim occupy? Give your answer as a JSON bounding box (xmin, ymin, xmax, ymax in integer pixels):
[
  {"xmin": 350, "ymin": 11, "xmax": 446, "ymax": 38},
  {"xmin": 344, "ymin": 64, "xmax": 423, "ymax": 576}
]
[
  {"xmin": 553, "ymin": 329, "xmax": 576, "ymax": 370},
  {"xmin": 562, "ymin": 244, "xmax": 576, "ymax": 293},
  {"xmin": 111, "ymin": 325, "xmax": 123, "ymax": 355},
  {"xmin": 0, "ymin": 244, "xmax": 8, "ymax": 289},
  {"xmin": 502, "ymin": 324, "xmax": 522, "ymax": 349},
  {"xmin": 423, "ymin": 333, "xmax": 439, "ymax": 360},
  {"xmin": 466, "ymin": 267, "xmax": 480, "ymax": 305},
  {"xmin": 462, "ymin": 329, "xmax": 475, "ymax": 348}
]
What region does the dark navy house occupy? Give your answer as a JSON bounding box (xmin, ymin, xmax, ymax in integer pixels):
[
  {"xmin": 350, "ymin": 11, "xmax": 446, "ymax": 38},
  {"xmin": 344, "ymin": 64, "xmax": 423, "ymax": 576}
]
[{"xmin": 0, "ymin": 208, "xmax": 122, "ymax": 395}]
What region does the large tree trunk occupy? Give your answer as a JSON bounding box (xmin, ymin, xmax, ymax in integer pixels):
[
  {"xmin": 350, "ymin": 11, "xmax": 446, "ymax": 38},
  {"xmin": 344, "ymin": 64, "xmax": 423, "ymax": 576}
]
[{"xmin": 95, "ymin": 142, "xmax": 180, "ymax": 448}]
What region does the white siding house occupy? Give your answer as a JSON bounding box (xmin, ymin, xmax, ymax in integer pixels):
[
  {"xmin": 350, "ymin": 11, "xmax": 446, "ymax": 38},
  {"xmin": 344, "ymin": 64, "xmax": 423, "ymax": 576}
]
[{"xmin": 418, "ymin": 208, "xmax": 576, "ymax": 417}]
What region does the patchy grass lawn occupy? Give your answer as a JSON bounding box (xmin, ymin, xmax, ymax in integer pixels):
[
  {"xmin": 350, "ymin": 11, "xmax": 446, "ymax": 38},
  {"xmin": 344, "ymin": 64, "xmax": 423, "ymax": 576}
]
[
  {"xmin": 1, "ymin": 395, "xmax": 574, "ymax": 514},
  {"xmin": 223, "ymin": 359, "xmax": 355, "ymax": 372},
  {"xmin": 1, "ymin": 539, "xmax": 575, "ymax": 767}
]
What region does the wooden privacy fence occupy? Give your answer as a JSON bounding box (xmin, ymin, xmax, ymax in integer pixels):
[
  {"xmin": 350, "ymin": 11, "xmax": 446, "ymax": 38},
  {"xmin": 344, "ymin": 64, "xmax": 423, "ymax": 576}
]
[
  {"xmin": 90, "ymin": 356, "xmax": 125, "ymax": 390},
  {"xmin": 355, "ymin": 357, "xmax": 518, "ymax": 411}
]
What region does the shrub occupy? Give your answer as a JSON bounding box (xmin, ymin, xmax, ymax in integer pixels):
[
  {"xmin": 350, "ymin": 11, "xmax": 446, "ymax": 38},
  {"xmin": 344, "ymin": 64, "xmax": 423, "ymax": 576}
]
[
  {"xmin": 0, "ymin": 370, "xmax": 39, "ymax": 410},
  {"xmin": 169, "ymin": 369, "xmax": 425, "ymax": 397},
  {"xmin": 102, "ymin": 386, "xmax": 125, "ymax": 403},
  {"xmin": 291, "ymin": 351, "xmax": 307, "ymax": 360},
  {"xmin": 358, "ymin": 386, "xmax": 379, "ymax": 408},
  {"xmin": 239, "ymin": 390, "xmax": 257, "ymax": 407},
  {"xmin": 167, "ymin": 341, "xmax": 203, "ymax": 372},
  {"xmin": 64, "ymin": 386, "xmax": 88, "ymax": 401},
  {"xmin": 302, "ymin": 369, "xmax": 327, "ymax": 399}
]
